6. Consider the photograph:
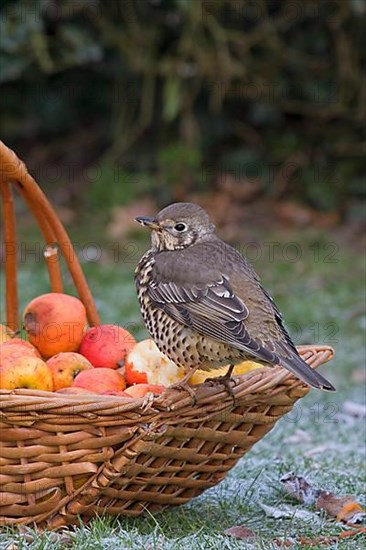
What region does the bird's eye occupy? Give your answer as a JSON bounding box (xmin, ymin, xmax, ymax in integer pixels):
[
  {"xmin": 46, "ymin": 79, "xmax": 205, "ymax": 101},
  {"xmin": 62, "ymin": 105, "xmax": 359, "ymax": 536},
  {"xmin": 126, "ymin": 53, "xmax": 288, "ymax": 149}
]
[{"xmin": 174, "ymin": 222, "xmax": 187, "ymax": 232}]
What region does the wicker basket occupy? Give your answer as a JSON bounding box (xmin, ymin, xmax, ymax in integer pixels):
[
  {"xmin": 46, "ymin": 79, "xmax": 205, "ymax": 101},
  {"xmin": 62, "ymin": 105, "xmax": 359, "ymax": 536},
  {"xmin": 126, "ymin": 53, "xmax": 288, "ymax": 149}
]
[{"xmin": 0, "ymin": 141, "xmax": 334, "ymax": 528}]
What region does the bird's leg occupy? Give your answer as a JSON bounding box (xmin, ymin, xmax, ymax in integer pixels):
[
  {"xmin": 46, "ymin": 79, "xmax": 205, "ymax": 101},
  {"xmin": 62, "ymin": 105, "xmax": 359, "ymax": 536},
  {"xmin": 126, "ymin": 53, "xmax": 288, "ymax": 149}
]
[
  {"xmin": 205, "ymin": 364, "xmax": 236, "ymax": 400},
  {"xmin": 170, "ymin": 365, "xmax": 201, "ymax": 406}
]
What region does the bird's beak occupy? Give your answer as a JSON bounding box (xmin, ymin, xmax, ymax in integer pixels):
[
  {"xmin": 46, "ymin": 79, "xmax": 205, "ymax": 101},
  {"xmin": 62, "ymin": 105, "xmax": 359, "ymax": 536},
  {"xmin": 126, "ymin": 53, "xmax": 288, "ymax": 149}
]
[{"xmin": 135, "ymin": 216, "xmax": 161, "ymax": 231}]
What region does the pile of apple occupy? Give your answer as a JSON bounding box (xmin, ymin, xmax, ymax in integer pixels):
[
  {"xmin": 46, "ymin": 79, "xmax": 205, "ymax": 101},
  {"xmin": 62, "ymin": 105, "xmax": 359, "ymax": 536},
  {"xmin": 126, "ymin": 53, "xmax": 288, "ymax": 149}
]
[
  {"xmin": 0, "ymin": 292, "xmax": 261, "ymax": 398},
  {"xmin": 0, "ymin": 293, "xmax": 171, "ymax": 398}
]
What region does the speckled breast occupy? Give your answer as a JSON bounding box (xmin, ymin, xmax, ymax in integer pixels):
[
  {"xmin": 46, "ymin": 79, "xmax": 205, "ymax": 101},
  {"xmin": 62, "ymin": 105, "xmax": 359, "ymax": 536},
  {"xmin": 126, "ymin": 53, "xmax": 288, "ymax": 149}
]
[{"xmin": 135, "ymin": 250, "xmax": 247, "ymax": 372}]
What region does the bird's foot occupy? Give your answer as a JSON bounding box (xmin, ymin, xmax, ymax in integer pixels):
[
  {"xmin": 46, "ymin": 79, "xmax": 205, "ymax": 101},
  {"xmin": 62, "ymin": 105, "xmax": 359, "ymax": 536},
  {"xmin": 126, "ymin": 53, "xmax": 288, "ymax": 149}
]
[
  {"xmin": 205, "ymin": 374, "xmax": 236, "ymax": 396},
  {"xmin": 170, "ymin": 365, "xmax": 200, "ymax": 407},
  {"xmin": 205, "ymin": 365, "xmax": 237, "ymax": 404}
]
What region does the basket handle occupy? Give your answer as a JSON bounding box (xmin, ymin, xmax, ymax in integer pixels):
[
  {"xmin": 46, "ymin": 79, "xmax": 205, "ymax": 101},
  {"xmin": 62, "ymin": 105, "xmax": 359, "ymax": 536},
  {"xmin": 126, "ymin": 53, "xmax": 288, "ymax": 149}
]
[{"xmin": 0, "ymin": 140, "xmax": 100, "ymax": 330}]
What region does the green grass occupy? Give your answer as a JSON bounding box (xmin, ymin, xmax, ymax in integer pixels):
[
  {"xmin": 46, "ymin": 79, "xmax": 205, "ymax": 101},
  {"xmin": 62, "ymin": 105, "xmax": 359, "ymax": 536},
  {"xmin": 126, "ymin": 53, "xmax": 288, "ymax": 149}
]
[{"xmin": 1, "ymin": 226, "xmax": 365, "ymax": 549}]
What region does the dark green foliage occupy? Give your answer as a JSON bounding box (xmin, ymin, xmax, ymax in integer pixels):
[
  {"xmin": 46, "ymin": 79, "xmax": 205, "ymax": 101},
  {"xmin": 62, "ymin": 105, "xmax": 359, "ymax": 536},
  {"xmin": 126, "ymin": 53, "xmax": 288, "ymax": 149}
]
[{"xmin": 0, "ymin": 0, "xmax": 364, "ymax": 211}]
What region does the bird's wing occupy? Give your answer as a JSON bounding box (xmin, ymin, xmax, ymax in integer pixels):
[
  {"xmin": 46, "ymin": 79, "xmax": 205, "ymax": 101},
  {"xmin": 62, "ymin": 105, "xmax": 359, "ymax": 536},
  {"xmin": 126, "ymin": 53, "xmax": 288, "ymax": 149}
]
[
  {"xmin": 258, "ymin": 282, "xmax": 298, "ymax": 353},
  {"xmin": 148, "ymin": 271, "xmax": 279, "ymax": 365},
  {"xmin": 147, "ymin": 247, "xmax": 335, "ymax": 391}
]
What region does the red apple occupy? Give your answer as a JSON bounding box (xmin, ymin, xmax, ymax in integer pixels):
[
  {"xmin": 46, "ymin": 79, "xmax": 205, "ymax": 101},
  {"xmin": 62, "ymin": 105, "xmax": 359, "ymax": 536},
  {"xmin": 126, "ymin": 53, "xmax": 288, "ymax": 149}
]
[
  {"xmin": 56, "ymin": 386, "xmax": 96, "ymax": 395},
  {"xmin": 124, "ymin": 383, "xmax": 165, "ymax": 398},
  {"xmin": 23, "ymin": 293, "xmax": 87, "ymax": 358},
  {"xmin": 79, "ymin": 324, "xmax": 136, "ymax": 369},
  {"xmin": 72, "ymin": 367, "xmax": 126, "ymax": 393}
]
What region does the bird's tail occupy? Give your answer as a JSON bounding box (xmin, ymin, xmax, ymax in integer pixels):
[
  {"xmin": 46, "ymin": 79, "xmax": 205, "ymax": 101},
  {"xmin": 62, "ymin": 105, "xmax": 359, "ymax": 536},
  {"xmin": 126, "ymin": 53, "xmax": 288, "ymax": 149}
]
[{"xmin": 280, "ymin": 353, "xmax": 335, "ymax": 391}]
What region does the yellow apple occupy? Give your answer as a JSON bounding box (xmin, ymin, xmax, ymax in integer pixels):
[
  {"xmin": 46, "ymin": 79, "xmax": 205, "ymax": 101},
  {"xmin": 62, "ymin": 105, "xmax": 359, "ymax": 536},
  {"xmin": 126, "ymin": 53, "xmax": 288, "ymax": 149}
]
[
  {"xmin": 189, "ymin": 360, "xmax": 263, "ymax": 385},
  {"xmin": 0, "ymin": 355, "xmax": 54, "ymax": 391},
  {"xmin": 47, "ymin": 352, "xmax": 93, "ymax": 391}
]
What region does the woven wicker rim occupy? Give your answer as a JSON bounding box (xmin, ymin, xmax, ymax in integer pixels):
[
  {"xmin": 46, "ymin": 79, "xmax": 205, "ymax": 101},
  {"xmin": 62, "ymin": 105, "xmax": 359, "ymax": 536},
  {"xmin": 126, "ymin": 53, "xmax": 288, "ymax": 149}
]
[{"xmin": 0, "ymin": 345, "xmax": 334, "ymax": 412}]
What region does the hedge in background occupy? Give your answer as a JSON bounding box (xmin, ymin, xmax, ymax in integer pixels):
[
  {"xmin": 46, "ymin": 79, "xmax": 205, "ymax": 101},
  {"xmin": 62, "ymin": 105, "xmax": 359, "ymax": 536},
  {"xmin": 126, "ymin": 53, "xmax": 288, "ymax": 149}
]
[{"xmin": 1, "ymin": 0, "xmax": 364, "ymax": 212}]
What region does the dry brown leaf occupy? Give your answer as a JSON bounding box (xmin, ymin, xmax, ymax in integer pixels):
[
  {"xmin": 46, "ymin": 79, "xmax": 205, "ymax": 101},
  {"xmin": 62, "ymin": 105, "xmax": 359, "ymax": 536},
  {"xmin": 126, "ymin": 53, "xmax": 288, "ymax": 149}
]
[
  {"xmin": 224, "ymin": 525, "xmax": 256, "ymax": 539},
  {"xmin": 316, "ymin": 491, "xmax": 366, "ymax": 523},
  {"xmin": 273, "ymin": 539, "xmax": 296, "ymax": 547},
  {"xmin": 299, "ymin": 535, "xmax": 337, "ymax": 546},
  {"xmin": 280, "ymin": 472, "xmax": 318, "ymax": 505},
  {"xmin": 338, "ymin": 527, "xmax": 366, "ymax": 538},
  {"xmin": 299, "ymin": 527, "xmax": 366, "ymax": 546}
]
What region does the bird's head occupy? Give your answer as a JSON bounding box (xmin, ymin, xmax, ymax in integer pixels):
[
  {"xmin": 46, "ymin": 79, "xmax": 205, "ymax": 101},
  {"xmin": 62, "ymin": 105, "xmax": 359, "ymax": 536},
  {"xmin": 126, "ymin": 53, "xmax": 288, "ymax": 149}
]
[{"xmin": 136, "ymin": 202, "xmax": 215, "ymax": 251}]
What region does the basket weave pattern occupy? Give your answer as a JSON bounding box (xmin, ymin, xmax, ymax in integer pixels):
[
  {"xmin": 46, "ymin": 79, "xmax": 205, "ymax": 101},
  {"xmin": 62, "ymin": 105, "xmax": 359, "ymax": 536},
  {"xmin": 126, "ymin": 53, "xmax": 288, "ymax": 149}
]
[{"xmin": 0, "ymin": 142, "xmax": 334, "ymax": 528}]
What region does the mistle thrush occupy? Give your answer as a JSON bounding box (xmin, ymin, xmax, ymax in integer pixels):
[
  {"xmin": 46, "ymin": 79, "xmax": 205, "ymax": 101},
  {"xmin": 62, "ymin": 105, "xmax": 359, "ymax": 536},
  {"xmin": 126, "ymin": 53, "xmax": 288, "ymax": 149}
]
[{"xmin": 135, "ymin": 202, "xmax": 335, "ymax": 391}]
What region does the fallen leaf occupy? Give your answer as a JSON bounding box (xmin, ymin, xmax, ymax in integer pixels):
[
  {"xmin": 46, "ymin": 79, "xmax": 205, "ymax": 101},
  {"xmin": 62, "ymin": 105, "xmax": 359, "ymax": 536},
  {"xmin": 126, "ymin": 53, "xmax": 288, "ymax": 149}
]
[
  {"xmin": 342, "ymin": 400, "xmax": 366, "ymax": 418},
  {"xmin": 273, "ymin": 538, "xmax": 295, "ymax": 547},
  {"xmin": 257, "ymin": 501, "xmax": 321, "ymax": 523},
  {"xmin": 299, "ymin": 535, "xmax": 337, "ymax": 546},
  {"xmin": 224, "ymin": 525, "xmax": 256, "ymax": 539},
  {"xmin": 280, "ymin": 472, "xmax": 318, "ymax": 505},
  {"xmin": 316, "ymin": 491, "xmax": 366, "ymax": 523},
  {"xmin": 299, "ymin": 528, "xmax": 366, "ymax": 546},
  {"xmin": 338, "ymin": 527, "xmax": 366, "ymax": 538}
]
